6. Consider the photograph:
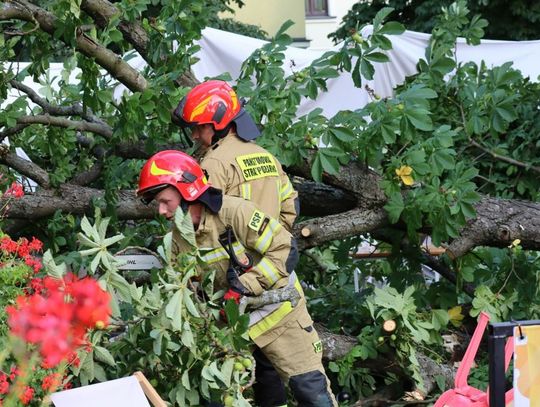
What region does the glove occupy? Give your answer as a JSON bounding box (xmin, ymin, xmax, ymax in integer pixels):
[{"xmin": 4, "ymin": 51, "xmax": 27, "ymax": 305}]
[
  {"xmin": 220, "ymin": 268, "xmax": 251, "ymax": 322},
  {"xmin": 223, "ymin": 288, "xmax": 241, "ymax": 304}
]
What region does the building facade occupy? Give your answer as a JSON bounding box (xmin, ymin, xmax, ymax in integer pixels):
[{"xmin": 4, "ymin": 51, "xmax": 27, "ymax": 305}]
[{"xmin": 222, "ymin": 0, "xmax": 357, "ymax": 50}]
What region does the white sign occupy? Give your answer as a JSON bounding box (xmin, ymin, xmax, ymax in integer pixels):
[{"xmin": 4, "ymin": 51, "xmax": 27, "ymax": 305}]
[{"xmin": 51, "ymin": 376, "xmax": 151, "ymax": 407}]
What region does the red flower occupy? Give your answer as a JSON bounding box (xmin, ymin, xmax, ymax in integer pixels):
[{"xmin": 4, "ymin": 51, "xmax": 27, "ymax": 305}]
[
  {"xmin": 4, "ymin": 182, "xmax": 24, "ymax": 198},
  {"xmin": 0, "ymin": 236, "xmax": 17, "ymax": 254},
  {"xmin": 19, "ymin": 386, "xmax": 34, "ymax": 405},
  {"xmin": 41, "ymin": 373, "xmax": 62, "ymax": 392},
  {"xmin": 28, "ymin": 237, "xmax": 43, "ymax": 252},
  {"xmin": 7, "ymin": 275, "xmax": 111, "ymax": 368},
  {"xmin": 24, "ymin": 257, "xmax": 43, "ymax": 273},
  {"xmin": 9, "ymin": 367, "xmax": 19, "ymax": 381},
  {"xmin": 0, "ymin": 374, "xmax": 9, "ymax": 395}
]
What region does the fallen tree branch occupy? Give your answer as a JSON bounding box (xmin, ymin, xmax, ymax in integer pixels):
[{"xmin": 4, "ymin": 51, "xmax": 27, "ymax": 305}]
[
  {"xmin": 9, "ymin": 79, "xmax": 108, "ymax": 125},
  {"xmin": 2, "ymin": 0, "xmax": 147, "ymax": 92},
  {"xmin": 0, "ymin": 124, "xmax": 30, "ymax": 143},
  {"xmin": 16, "ymin": 114, "xmax": 113, "ymax": 138},
  {"xmin": 0, "ymin": 150, "xmax": 50, "ymax": 188},
  {"xmin": 294, "ymin": 207, "xmax": 389, "ymax": 251},
  {"xmin": 470, "ymin": 139, "xmax": 540, "ymax": 175},
  {"xmin": 446, "ymin": 197, "xmax": 540, "ymax": 258}
]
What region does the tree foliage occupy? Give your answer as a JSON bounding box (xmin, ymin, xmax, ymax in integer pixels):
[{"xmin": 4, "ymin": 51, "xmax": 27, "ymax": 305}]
[
  {"xmin": 331, "ymin": 0, "xmax": 540, "ymax": 43},
  {"xmin": 1, "ymin": 0, "xmax": 540, "ymax": 404}
]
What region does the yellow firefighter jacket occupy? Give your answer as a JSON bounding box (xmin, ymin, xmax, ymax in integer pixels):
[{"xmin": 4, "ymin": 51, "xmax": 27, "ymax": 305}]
[
  {"xmin": 199, "ymin": 133, "xmax": 298, "ymax": 232},
  {"xmin": 172, "ymin": 195, "xmax": 305, "ymax": 347}
]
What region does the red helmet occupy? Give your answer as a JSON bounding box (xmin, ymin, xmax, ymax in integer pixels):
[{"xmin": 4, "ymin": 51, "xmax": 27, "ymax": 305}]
[
  {"xmin": 174, "ymin": 80, "xmax": 260, "ymax": 141},
  {"xmin": 137, "ymin": 150, "xmax": 209, "ymax": 203},
  {"xmin": 175, "ymin": 80, "xmax": 239, "ymax": 130}
]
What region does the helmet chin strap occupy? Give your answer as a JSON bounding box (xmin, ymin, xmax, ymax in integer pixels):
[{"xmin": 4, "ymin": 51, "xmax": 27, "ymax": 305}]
[{"xmin": 211, "ymin": 123, "xmax": 232, "ymax": 145}]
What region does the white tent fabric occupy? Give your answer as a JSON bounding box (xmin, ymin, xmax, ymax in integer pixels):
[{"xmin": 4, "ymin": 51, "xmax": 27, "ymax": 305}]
[
  {"xmin": 4, "ymin": 27, "xmax": 539, "ymax": 118},
  {"xmin": 192, "ymin": 27, "xmax": 540, "ymax": 116}
]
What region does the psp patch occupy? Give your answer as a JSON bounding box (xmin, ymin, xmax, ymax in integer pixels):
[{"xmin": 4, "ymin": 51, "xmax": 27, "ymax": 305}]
[
  {"xmin": 248, "ymin": 210, "xmax": 265, "ymax": 232},
  {"xmin": 313, "ymin": 340, "xmax": 323, "ymax": 353},
  {"xmin": 236, "ymin": 153, "xmax": 279, "ymax": 181}
]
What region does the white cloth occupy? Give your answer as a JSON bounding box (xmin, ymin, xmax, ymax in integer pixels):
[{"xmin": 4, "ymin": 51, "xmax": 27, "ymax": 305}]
[
  {"xmin": 50, "ymin": 376, "xmax": 151, "ymax": 407},
  {"xmin": 192, "ymin": 26, "xmax": 540, "ymax": 116}
]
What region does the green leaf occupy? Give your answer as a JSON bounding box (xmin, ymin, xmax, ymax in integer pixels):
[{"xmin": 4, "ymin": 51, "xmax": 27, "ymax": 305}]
[
  {"xmin": 183, "ymin": 288, "xmax": 200, "ymax": 318},
  {"xmin": 81, "ymin": 216, "xmax": 100, "ymax": 241},
  {"xmin": 94, "ymin": 346, "xmax": 116, "ymax": 367},
  {"xmin": 329, "ymin": 126, "xmax": 355, "ymax": 142},
  {"xmin": 360, "ymin": 59, "xmax": 375, "ymax": 80},
  {"xmin": 405, "ymin": 109, "xmax": 433, "ymax": 131},
  {"xmin": 373, "ymin": 7, "xmax": 394, "ymax": 30},
  {"xmin": 181, "ymin": 321, "xmax": 194, "ymax": 348},
  {"xmin": 150, "ymin": 329, "xmax": 164, "ymax": 356},
  {"xmin": 381, "ymin": 123, "xmax": 397, "ymax": 143},
  {"xmin": 431, "ymin": 149, "xmax": 455, "ymax": 170},
  {"xmin": 109, "ymin": 28, "xmax": 123, "ymax": 43},
  {"xmin": 174, "ymin": 209, "xmax": 196, "ymax": 248},
  {"xmin": 384, "ymin": 193, "xmax": 404, "ymax": 224},
  {"xmin": 364, "ymin": 52, "xmax": 389, "ymax": 63},
  {"xmin": 431, "ymin": 56, "xmax": 456, "ymax": 74},
  {"xmin": 97, "ymin": 217, "xmax": 110, "ymax": 240},
  {"xmin": 319, "ymin": 150, "xmax": 340, "ymax": 175},
  {"xmin": 108, "ymin": 272, "xmax": 132, "ymax": 302},
  {"xmin": 379, "ymin": 21, "xmax": 405, "ymax": 35},
  {"xmin": 181, "ymin": 370, "xmax": 191, "ymax": 391},
  {"xmin": 102, "ymin": 234, "xmax": 125, "ymax": 248},
  {"xmin": 43, "ymin": 250, "xmax": 67, "ymax": 279},
  {"xmin": 166, "ymin": 290, "xmax": 183, "ymax": 331},
  {"xmin": 90, "ymin": 251, "xmax": 103, "ymax": 273},
  {"xmin": 431, "ymin": 309, "xmax": 449, "ymax": 330},
  {"xmin": 220, "ymin": 358, "xmax": 235, "ymax": 387},
  {"xmin": 225, "ymin": 299, "xmax": 240, "ymax": 325},
  {"xmin": 274, "ymin": 20, "xmax": 295, "ymax": 39},
  {"xmin": 460, "ymin": 202, "xmax": 476, "ymax": 219},
  {"xmin": 310, "ymin": 154, "xmax": 323, "ymax": 182},
  {"xmin": 209, "ymin": 361, "xmax": 227, "ymax": 384}
]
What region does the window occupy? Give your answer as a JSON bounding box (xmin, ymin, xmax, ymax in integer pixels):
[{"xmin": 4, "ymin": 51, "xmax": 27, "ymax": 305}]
[{"xmin": 305, "ymin": 0, "xmax": 328, "ymax": 17}]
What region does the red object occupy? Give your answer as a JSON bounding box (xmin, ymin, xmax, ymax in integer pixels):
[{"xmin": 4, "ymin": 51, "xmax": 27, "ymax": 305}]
[
  {"xmin": 223, "ymin": 289, "xmax": 241, "ymax": 304},
  {"xmin": 137, "ymin": 150, "xmax": 209, "ymax": 202},
  {"xmin": 175, "ymin": 80, "xmax": 240, "ymax": 131},
  {"xmin": 433, "ymin": 311, "xmax": 514, "ymax": 407},
  {"xmin": 220, "ymin": 289, "xmax": 242, "ymax": 321},
  {"xmin": 6, "ymin": 274, "xmax": 111, "ymax": 368}
]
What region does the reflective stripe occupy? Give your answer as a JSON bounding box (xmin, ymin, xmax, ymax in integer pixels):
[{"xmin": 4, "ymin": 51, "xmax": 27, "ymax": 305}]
[
  {"xmin": 280, "ymin": 179, "xmax": 294, "ymax": 201},
  {"xmin": 254, "ymin": 257, "xmax": 280, "ymax": 286},
  {"xmin": 200, "ymin": 242, "xmax": 245, "ymax": 265},
  {"xmin": 255, "ymin": 219, "xmax": 282, "ymax": 254},
  {"xmin": 248, "ymin": 272, "xmax": 301, "ymax": 339},
  {"xmin": 241, "ymin": 183, "xmax": 252, "ymax": 200},
  {"xmin": 249, "ymin": 301, "xmax": 293, "ymax": 340},
  {"xmin": 200, "ymin": 247, "xmax": 228, "ymax": 264},
  {"xmin": 276, "ymin": 179, "xmax": 282, "ymax": 213}
]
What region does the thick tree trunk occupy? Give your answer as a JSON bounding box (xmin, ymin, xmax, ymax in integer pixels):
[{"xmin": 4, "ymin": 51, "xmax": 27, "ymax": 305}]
[{"xmin": 2, "ymin": 178, "xmax": 540, "ymax": 253}]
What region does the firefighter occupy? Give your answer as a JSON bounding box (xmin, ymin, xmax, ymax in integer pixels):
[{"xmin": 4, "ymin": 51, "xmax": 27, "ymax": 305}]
[
  {"xmin": 174, "ymin": 80, "xmax": 299, "ymax": 405},
  {"xmin": 173, "ymin": 79, "xmax": 298, "ymax": 233},
  {"xmin": 137, "ymin": 150, "xmax": 337, "ymax": 407}
]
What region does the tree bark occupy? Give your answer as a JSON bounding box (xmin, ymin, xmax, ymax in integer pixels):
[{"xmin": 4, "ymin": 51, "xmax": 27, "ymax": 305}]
[{"xmin": 2, "ymin": 178, "xmax": 540, "ymax": 254}]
